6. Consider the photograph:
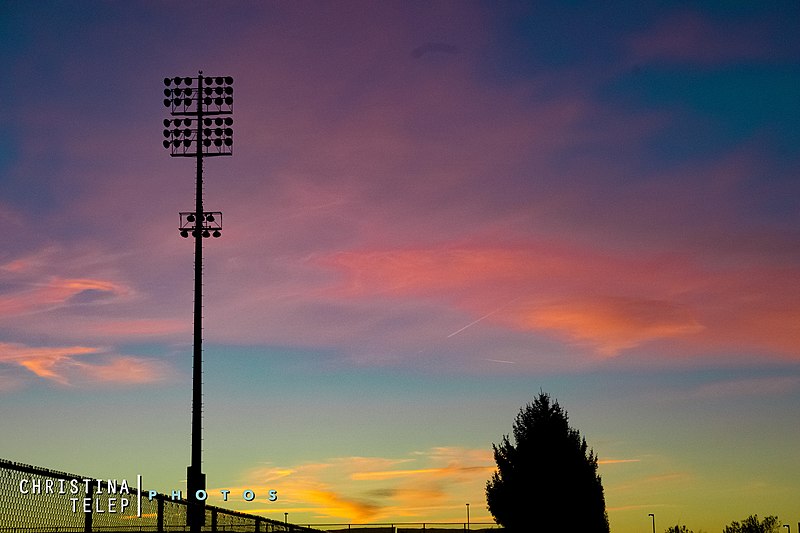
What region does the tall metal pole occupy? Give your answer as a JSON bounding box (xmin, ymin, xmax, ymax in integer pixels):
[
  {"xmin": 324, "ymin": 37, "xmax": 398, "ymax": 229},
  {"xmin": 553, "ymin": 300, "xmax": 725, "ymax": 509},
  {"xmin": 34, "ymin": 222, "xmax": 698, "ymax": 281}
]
[
  {"xmin": 163, "ymin": 71, "xmax": 233, "ymax": 532},
  {"xmin": 188, "ymin": 72, "xmax": 206, "ymax": 531}
]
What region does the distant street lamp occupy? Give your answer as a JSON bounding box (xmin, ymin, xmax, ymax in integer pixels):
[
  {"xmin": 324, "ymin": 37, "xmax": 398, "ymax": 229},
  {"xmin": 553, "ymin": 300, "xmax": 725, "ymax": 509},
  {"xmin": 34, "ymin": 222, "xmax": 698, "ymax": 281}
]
[
  {"xmin": 649, "ymin": 513, "xmax": 656, "ymax": 533},
  {"xmin": 162, "ymin": 72, "xmax": 234, "ymax": 532},
  {"xmin": 466, "ymin": 503, "xmax": 470, "ymax": 529},
  {"xmin": 783, "ymin": 525, "xmax": 790, "ymax": 533},
  {"xmin": 284, "ymin": 512, "xmax": 288, "ymax": 524}
]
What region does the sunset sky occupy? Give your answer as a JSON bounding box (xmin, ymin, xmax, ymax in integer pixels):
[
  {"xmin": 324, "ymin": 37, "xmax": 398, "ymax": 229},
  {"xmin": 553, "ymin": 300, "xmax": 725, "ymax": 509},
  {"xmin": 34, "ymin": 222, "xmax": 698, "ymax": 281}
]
[{"xmin": 1, "ymin": 1, "xmax": 799, "ymax": 531}]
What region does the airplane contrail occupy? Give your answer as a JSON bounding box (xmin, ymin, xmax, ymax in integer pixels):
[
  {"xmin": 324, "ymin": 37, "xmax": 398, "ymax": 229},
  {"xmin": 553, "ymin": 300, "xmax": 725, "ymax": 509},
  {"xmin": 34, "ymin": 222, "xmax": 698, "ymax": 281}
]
[
  {"xmin": 447, "ymin": 308, "xmax": 503, "ymax": 338},
  {"xmin": 447, "ymin": 297, "xmax": 521, "ymax": 338}
]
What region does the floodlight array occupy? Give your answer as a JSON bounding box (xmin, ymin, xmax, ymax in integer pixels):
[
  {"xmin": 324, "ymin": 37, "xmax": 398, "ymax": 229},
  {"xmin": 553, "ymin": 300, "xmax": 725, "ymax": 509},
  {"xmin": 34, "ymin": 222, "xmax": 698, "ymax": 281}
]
[
  {"xmin": 162, "ymin": 75, "xmax": 234, "ymax": 115},
  {"xmin": 162, "ymin": 117, "xmax": 234, "ymax": 156},
  {"xmin": 162, "ymin": 73, "xmax": 234, "ymax": 156}
]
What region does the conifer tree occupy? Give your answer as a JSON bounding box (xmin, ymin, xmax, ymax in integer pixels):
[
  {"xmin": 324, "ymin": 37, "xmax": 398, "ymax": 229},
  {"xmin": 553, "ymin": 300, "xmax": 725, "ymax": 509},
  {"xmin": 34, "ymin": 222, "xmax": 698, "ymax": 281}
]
[{"xmin": 486, "ymin": 392, "xmax": 609, "ymax": 532}]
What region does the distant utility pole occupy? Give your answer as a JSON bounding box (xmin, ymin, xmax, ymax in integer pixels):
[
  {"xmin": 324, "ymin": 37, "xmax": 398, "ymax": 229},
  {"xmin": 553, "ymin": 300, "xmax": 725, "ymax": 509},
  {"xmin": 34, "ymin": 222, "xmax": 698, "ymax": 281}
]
[{"xmin": 162, "ymin": 71, "xmax": 234, "ymax": 531}]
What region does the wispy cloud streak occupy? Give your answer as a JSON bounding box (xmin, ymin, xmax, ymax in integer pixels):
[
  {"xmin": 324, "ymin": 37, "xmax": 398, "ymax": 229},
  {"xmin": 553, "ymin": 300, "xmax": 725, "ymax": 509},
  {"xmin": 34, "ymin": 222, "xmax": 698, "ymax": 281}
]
[{"xmin": 0, "ymin": 342, "xmax": 173, "ymax": 387}]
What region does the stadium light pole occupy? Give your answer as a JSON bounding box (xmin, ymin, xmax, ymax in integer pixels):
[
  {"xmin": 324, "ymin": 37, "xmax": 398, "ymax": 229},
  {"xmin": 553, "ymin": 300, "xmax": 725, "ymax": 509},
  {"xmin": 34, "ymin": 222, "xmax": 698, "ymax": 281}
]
[
  {"xmin": 162, "ymin": 71, "xmax": 234, "ymax": 531},
  {"xmin": 648, "ymin": 513, "xmax": 656, "ymax": 533}
]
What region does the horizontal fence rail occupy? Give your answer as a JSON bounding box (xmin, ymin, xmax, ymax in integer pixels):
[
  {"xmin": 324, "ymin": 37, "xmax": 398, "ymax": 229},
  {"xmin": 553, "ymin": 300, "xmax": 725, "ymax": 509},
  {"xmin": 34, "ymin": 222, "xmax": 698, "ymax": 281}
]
[
  {"xmin": 305, "ymin": 523, "xmax": 502, "ymax": 532},
  {"xmin": 0, "ymin": 458, "xmax": 324, "ymax": 532}
]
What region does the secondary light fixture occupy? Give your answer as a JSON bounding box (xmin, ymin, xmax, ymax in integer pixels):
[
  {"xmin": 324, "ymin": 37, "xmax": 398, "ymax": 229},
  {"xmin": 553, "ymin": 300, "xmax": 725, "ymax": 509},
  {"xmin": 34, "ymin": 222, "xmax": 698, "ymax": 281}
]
[
  {"xmin": 162, "ymin": 71, "xmax": 234, "ymax": 532},
  {"xmin": 179, "ymin": 212, "xmax": 223, "ymax": 238}
]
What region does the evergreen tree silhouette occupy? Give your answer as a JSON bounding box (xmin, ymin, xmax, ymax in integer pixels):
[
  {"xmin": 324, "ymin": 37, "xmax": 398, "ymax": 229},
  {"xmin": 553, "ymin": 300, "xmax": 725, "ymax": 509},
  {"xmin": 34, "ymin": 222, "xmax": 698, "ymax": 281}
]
[{"xmin": 486, "ymin": 391, "xmax": 609, "ymax": 532}]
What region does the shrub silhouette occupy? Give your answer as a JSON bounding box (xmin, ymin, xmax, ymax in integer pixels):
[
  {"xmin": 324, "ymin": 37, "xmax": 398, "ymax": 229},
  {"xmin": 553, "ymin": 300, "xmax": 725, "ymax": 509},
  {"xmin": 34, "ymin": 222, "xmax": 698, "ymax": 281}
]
[
  {"xmin": 666, "ymin": 525, "xmax": 693, "ymax": 533},
  {"xmin": 723, "ymin": 515, "xmax": 781, "ymax": 533}
]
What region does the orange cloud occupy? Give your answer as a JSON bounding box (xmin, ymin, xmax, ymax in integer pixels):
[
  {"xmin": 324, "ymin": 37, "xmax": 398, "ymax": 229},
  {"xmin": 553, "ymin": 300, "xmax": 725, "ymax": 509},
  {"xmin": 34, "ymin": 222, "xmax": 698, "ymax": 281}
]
[
  {"xmin": 1, "ymin": 343, "xmax": 101, "ymax": 384},
  {"xmin": 514, "ymin": 297, "xmax": 705, "ymax": 356},
  {"xmin": 351, "ymin": 464, "xmax": 493, "ymax": 481},
  {"xmin": 301, "ymin": 489, "xmax": 382, "ymax": 523},
  {"xmin": 0, "ymin": 342, "xmax": 171, "ymax": 387},
  {"xmin": 230, "ymin": 447, "xmax": 495, "ymax": 524},
  {"xmin": 598, "ymin": 459, "xmax": 642, "ymax": 465}
]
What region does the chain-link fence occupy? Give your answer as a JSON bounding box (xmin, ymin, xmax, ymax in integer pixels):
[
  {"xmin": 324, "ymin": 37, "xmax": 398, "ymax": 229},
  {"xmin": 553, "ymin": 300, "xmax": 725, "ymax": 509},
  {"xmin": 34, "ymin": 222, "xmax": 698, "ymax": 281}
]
[{"xmin": 0, "ymin": 458, "xmax": 321, "ymax": 532}]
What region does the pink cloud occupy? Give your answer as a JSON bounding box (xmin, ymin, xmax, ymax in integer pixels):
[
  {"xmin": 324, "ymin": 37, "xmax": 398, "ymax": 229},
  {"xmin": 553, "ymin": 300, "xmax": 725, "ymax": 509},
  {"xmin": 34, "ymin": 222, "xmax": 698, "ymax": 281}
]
[
  {"xmin": 515, "ymin": 297, "xmax": 705, "ymax": 356},
  {"xmin": 0, "ymin": 242, "xmax": 192, "ymax": 345},
  {"xmin": 0, "ymin": 276, "xmax": 131, "ymax": 317},
  {"xmin": 320, "ymin": 242, "xmax": 800, "ymax": 359},
  {"xmin": 69, "ymin": 355, "xmax": 172, "ymax": 384},
  {"xmin": 630, "ymin": 10, "xmax": 776, "ymax": 65},
  {"xmin": 81, "ymin": 318, "xmax": 188, "ymax": 338},
  {"xmin": 690, "ymin": 376, "xmax": 800, "ymax": 400},
  {"xmin": 1, "ymin": 250, "xmax": 51, "ymax": 273},
  {"xmin": 0, "ymin": 343, "xmax": 101, "ymax": 384},
  {"xmin": 0, "ymin": 342, "xmax": 173, "ymax": 387}
]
